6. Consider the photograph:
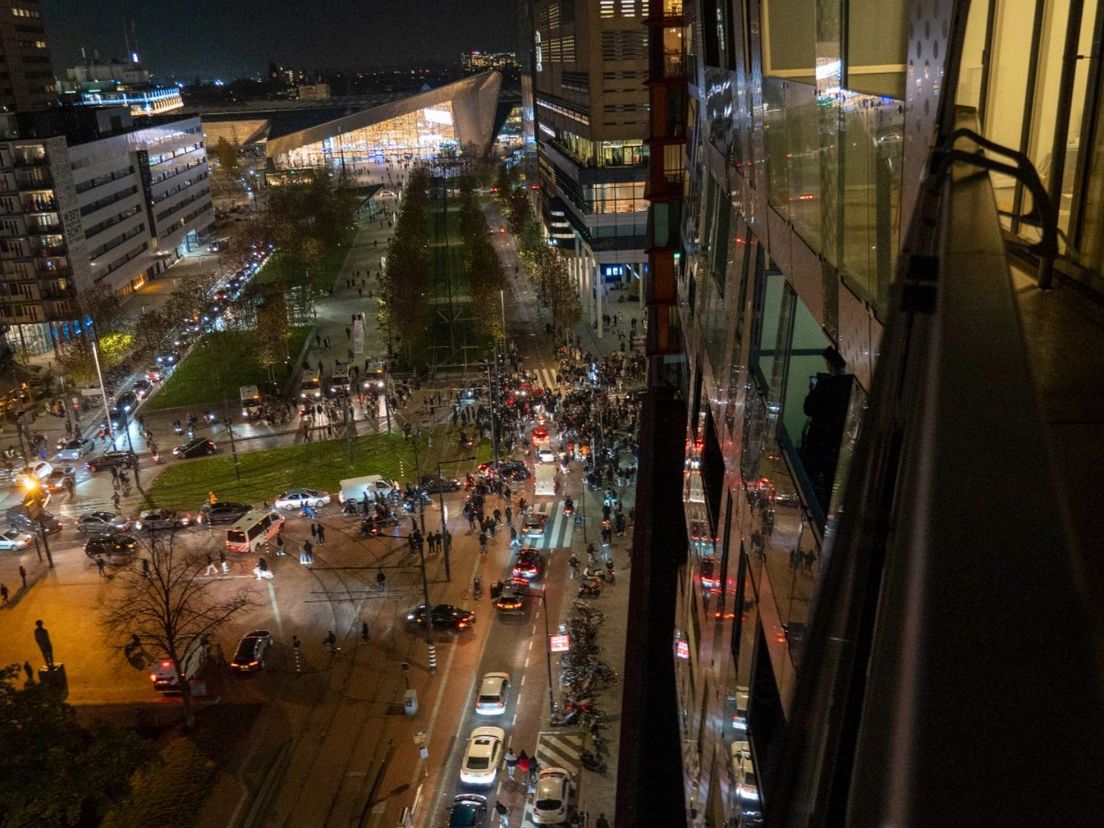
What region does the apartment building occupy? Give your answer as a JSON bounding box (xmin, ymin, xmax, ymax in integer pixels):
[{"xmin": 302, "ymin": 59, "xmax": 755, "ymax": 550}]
[
  {"xmin": 0, "ymin": 0, "xmax": 55, "ymax": 113},
  {"xmin": 0, "ymin": 107, "xmax": 212, "ymax": 352}
]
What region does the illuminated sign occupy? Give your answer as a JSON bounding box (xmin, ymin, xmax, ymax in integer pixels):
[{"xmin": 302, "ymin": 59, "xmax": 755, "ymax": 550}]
[
  {"xmin": 549, "ymin": 634, "xmax": 570, "ymax": 653},
  {"xmin": 676, "ymin": 640, "xmax": 690, "ymax": 660}
]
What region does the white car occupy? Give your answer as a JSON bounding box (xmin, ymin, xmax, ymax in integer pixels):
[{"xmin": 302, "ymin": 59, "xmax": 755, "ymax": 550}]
[
  {"xmin": 459, "ymin": 726, "xmax": 504, "ymax": 785},
  {"xmin": 274, "ymin": 489, "xmax": 331, "ymax": 510},
  {"xmin": 14, "ymin": 460, "xmax": 52, "ymax": 488},
  {"xmin": 0, "ymin": 528, "xmax": 33, "ymax": 550},
  {"xmin": 536, "ymin": 446, "xmax": 556, "ymax": 464},
  {"xmin": 55, "ymin": 438, "xmax": 94, "ymax": 460},
  {"xmin": 532, "ymin": 767, "xmax": 574, "ymax": 824},
  {"xmin": 474, "ymin": 672, "xmax": 510, "ymax": 715}
]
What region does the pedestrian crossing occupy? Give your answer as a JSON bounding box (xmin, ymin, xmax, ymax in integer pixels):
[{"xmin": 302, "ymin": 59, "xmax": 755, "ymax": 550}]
[
  {"xmin": 525, "ymin": 500, "xmax": 575, "ymax": 551},
  {"xmin": 533, "ymin": 368, "xmax": 559, "ymax": 394},
  {"xmin": 519, "ymin": 730, "xmax": 585, "ymax": 825}
]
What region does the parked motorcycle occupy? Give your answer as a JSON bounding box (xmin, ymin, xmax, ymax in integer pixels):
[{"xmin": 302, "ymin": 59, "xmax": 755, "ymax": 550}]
[
  {"xmin": 580, "ymin": 750, "xmax": 607, "ymax": 773},
  {"xmin": 578, "ymin": 580, "xmax": 602, "ymax": 598}
]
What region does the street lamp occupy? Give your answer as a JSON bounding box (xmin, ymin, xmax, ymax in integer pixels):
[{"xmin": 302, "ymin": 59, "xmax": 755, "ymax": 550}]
[
  {"xmin": 368, "ymin": 531, "xmax": 438, "ymax": 674},
  {"xmin": 20, "ymin": 477, "xmax": 53, "ymax": 568},
  {"xmin": 524, "ymin": 584, "xmax": 557, "ymax": 723},
  {"xmin": 90, "ymin": 339, "xmax": 116, "ymax": 441}
]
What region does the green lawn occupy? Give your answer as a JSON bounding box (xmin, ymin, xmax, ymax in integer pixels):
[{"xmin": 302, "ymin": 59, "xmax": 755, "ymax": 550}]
[
  {"xmin": 146, "ymin": 429, "xmax": 493, "ymax": 510},
  {"xmin": 145, "ymin": 327, "xmax": 310, "ymax": 412},
  {"xmin": 255, "ymin": 227, "xmax": 356, "ymax": 291}
]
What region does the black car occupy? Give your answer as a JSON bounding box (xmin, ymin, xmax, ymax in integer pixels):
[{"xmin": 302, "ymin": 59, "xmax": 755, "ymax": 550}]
[
  {"xmin": 199, "ymin": 502, "xmax": 252, "ymax": 525},
  {"xmin": 406, "ymin": 604, "xmax": 475, "ymax": 631},
  {"xmin": 115, "ymin": 391, "xmax": 138, "ymax": 413},
  {"xmin": 478, "ymin": 459, "xmax": 531, "ymax": 482},
  {"xmin": 87, "ymin": 451, "xmax": 136, "ymax": 474},
  {"xmin": 135, "ymin": 509, "xmax": 191, "ymax": 531},
  {"xmin": 229, "ymin": 629, "xmax": 273, "ymax": 672},
  {"xmin": 449, "ymin": 794, "xmax": 488, "ymax": 828},
  {"xmin": 419, "ymin": 474, "xmax": 461, "ymax": 494},
  {"xmin": 173, "ymin": 437, "xmax": 217, "ymax": 459},
  {"xmin": 84, "ymin": 533, "xmax": 139, "ymax": 560}
]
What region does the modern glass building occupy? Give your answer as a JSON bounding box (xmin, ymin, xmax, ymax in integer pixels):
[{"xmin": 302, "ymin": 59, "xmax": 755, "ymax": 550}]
[{"xmin": 614, "ymin": 0, "xmax": 1104, "ymax": 826}]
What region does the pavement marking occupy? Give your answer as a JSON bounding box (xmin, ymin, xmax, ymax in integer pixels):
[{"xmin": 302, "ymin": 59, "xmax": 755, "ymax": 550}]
[
  {"xmin": 266, "ymin": 581, "xmax": 284, "ymax": 637},
  {"xmin": 520, "ymin": 675, "xmax": 526, "ymax": 687}
]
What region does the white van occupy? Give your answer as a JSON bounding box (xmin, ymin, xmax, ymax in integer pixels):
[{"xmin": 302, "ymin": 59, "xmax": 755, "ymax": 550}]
[
  {"xmin": 338, "ymin": 475, "xmax": 396, "ymax": 504},
  {"xmin": 240, "ymin": 385, "xmax": 262, "ymax": 420},
  {"xmin": 534, "ymin": 464, "xmax": 557, "ymax": 497},
  {"xmin": 151, "ymin": 635, "xmax": 208, "ymax": 695},
  {"xmin": 225, "ymin": 509, "xmax": 285, "ymax": 553}
]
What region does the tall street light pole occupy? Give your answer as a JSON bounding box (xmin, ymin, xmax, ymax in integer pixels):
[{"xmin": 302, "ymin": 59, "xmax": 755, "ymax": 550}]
[
  {"xmin": 528, "ymin": 585, "xmax": 556, "ymax": 722},
  {"xmin": 435, "ymin": 454, "xmax": 475, "ymax": 582},
  {"xmin": 90, "ymin": 339, "xmax": 116, "ymax": 440}
]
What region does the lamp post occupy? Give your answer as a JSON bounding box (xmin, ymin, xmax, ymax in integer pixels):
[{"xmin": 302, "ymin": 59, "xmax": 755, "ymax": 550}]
[
  {"xmin": 527, "ymin": 584, "xmax": 557, "ymax": 722},
  {"xmin": 435, "ymin": 455, "xmax": 475, "ymax": 583},
  {"xmin": 369, "ymin": 531, "xmax": 437, "ymax": 674},
  {"xmin": 117, "ymin": 405, "xmax": 141, "ymax": 490},
  {"xmin": 20, "ymin": 478, "xmax": 53, "ymax": 569},
  {"xmin": 90, "ymin": 339, "xmax": 115, "ymax": 440}
]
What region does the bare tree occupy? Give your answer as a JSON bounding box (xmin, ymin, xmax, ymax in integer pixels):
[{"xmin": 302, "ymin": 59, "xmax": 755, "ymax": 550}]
[{"xmin": 100, "ymin": 532, "xmax": 253, "ymax": 730}]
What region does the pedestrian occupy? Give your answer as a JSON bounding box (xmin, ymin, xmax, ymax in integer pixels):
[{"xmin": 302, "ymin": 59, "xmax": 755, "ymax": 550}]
[
  {"xmin": 18, "ymin": 564, "xmax": 26, "ymax": 589},
  {"xmin": 377, "ymin": 568, "xmax": 387, "ymax": 592},
  {"xmin": 301, "ymin": 539, "xmax": 314, "ymax": 565},
  {"xmin": 310, "ymin": 523, "xmax": 318, "ymax": 540},
  {"xmin": 324, "ymin": 630, "xmax": 337, "ymax": 653},
  {"xmin": 595, "ymin": 814, "xmax": 610, "ymax": 828},
  {"xmin": 346, "ymin": 326, "xmax": 351, "ymax": 340},
  {"xmin": 505, "ymin": 505, "xmax": 512, "ymax": 524},
  {"xmin": 22, "ymin": 660, "xmax": 33, "ymax": 682},
  {"xmin": 517, "ymin": 750, "xmax": 530, "ymax": 785},
  {"xmin": 112, "ymin": 491, "xmax": 121, "ymax": 511},
  {"xmin": 204, "ymin": 552, "xmax": 218, "ymax": 576},
  {"xmin": 495, "ymin": 801, "xmax": 509, "ymax": 818},
  {"xmin": 96, "ymin": 556, "xmax": 106, "ymax": 578},
  {"xmin": 509, "ymin": 526, "xmax": 519, "ymax": 547},
  {"xmin": 317, "ymin": 524, "xmax": 326, "ymax": 544},
  {"xmin": 275, "ymin": 533, "xmax": 286, "ymax": 556},
  {"xmin": 0, "ymin": 582, "xmax": 7, "ymax": 604},
  {"xmin": 361, "ymin": 620, "xmax": 370, "ymax": 641},
  {"xmin": 568, "ymin": 554, "xmax": 580, "ymax": 578},
  {"xmin": 219, "ymin": 549, "xmax": 229, "ymax": 574},
  {"xmin": 142, "ymin": 558, "xmax": 150, "ymax": 576},
  {"xmin": 505, "ymin": 747, "xmax": 518, "ymax": 780}
]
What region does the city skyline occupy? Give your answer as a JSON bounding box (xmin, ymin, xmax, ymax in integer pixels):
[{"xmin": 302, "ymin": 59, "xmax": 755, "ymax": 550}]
[{"xmin": 41, "ymin": 0, "xmax": 518, "ymax": 79}]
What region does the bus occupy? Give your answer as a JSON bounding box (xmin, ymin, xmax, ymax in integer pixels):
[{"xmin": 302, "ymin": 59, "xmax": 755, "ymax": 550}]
[{"xmin": 225, "ymin": 510, "xmax": 284, "ymax": 554}]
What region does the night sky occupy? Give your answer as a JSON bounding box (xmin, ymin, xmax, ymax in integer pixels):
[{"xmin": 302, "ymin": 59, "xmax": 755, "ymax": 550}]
[{"xmin": 42, "ymin": 0, "xmax": 518, "ymax": 80}]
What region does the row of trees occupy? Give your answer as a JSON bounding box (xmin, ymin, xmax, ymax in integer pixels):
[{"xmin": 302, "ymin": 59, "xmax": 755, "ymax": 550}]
[
  {"xmin": 457, "ymin": 176, "xmax": 508, "ymax": 339},
  {"xmin": 381, "ymin": 166, "xmax": 433, "ymax": 359},
  {"xmin": 499, "ymin": 168, "xmax": 582, "ymax": 337}
]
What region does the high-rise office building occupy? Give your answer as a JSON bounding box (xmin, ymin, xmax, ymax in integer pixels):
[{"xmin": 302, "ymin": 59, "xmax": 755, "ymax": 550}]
[
  {"xmin": 0, "ymin": 0, "xmax": 55, "ymax": 113},
  {"xmin": 529, "ymin": 0, "xmax": 650, "ymax": 335},
  {"xmin": 615, "ymin": 0, "xmax": 1104, "ymax": 825}
]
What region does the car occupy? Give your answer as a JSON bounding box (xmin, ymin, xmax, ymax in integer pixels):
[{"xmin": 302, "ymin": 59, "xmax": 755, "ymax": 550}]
[
  {"xmin": 229, "ymin": 629, "xmax": 273, "ymax": 672},
  {"xmin": 155, "ymin": 350, "xmax": 178, "ymax": 367},
  {"xmin": 512, "ymin": 549, "xmax": 545, "ymax": 581},
  {"xmin": 55, "ymin": 437, "xmax": 94, "ymax": 460},
  {"xmin": 86, "ymin": 451, "xmax": 135, "ymax": 474},
  {"xmin": 132, "ymin": 378, "xmax": 153, "ymax": 399},
  {"xmin": 532, "ymin": 767, "xmax": 574, "ymax": 824},
  {"xmin": 493, "ymin": 580, "xmax": 526, "ymax": 615},
  {"xmin": 0, "ymin": 528, "xmax": 33, "ymax": 550},
  {"xmin": 115, "ymin": 391, "xmax": 138, "ymax": 412},
  {"xmin": 477, "ymin": 459, "xmax": 531, "ymax": 482},
  {"xmin": 419, "ymin": 474, "xmax": 460, "ymax": 494},
  {"xmin": 9, "ymin": 508, "xmax": 62, "ymax": 535},
  {"xmin": 531, "ymin": 425, "xmax": 550, "ymax": 445},
  {"xmin": 459, "ymin": 726, "xmax": 504, "ymax": 785},
  {"xmin": 43, "ymin": 466, "xmax": 75, "ymax": 493},
  {"xmin": 536, "ymin": 446, "xmax": 556, "ymax": 464},
  {"xmin": 406, "ymin": 604, "xmax": 475, "ymax": 632},
  {"xmin": 172, "ymin": 437, "xmax": 217, "ymax": 458},
  {"xmin": 76, "ymin": 511, "xmax": 131, "ymax": 534},
  {"xmin": 737, "ymin": 766, "xmax": 760, "ymax": 802},
  {"xmin": 474, "ymin": 672, "xmax": 510, "ymax": 715},
  {"xmin": 145, "ymin": 366, "xmax": 163, "ymax": 382},
  {"xmin": 522, "ymin": 513, "xmax": 548, "ymax": 539},
  {"xmin": 448, "ymin": 794, "xmax": 488, "ymax": 828},
  {"xmin": 13, "ymin": 461, "xmax": 51, "ymax": 488},
  {"xmin": 134, "ymin": 509, "xmax": 191, "ymax": 531},
  {"xmin": 198, "ymin": 502, "xmax": 252, "ymax": 525},
  {"xmin": 326, "ymin": 375, "xmax": 351, "ymax": 398},
  {"xmin": 84, "ymin": 533, "xmax": 139, "ymax": 561},
  {"xmin": 275, "ymin": 489, "xmax": 330, "ymax": 510}
]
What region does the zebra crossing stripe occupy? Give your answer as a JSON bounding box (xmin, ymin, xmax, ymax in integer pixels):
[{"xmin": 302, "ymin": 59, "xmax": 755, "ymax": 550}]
[
  {"xmin": 526, "ymin": 501, "xmax": 574, "ymax": 550},
  {"xmin": 536, "ymin": 730, "xmax": 583, "ymax": 776}
]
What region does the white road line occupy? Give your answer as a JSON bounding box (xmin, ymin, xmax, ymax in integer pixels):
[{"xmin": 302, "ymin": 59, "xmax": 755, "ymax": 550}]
[
  {"xmin": 525, "ymin": 655, "xmax": 531, "ymax": 668},
  {"xmin": 528, "ymin": 640, "xmax": 534, "ymax": 651},
  {"xmin": 512, "ymin": 712, "xmax": 518, "ymax": 726},
  {"xmin": 520, "ymin": 675, "xmax": 526, "ymax": 687},
  {"xmin": 266, "ymin": 581, "xmax": 284, "ymax": 637}
]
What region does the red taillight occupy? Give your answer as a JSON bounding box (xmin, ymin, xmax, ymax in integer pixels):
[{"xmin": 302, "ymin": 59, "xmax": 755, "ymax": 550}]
[{"xmin": 160, "ymin": 660, "xmax": 171, "ymax": 668}]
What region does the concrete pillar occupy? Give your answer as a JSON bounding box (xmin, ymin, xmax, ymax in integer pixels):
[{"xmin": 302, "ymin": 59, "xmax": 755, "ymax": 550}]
[
  {"xmin": 594, "ymin": 258, "xmax": 603, "ymax": 340},
  {"xmin": 639, "ymin": 260, "xmax": 646, "ymax": 310}
]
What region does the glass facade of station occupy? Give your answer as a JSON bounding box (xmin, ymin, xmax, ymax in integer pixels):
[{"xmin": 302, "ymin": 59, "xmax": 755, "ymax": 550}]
[{"xmin": 276, "ymin": 103, "xmax": 461, "ymax": 171}]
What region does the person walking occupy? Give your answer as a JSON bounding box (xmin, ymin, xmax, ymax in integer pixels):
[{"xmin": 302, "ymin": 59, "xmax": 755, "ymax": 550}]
[
  {"xmin": 317, "ymin": 524, "xmax": 326, "ymax": 544},
  {"xmin": 361, "ymin": 620, "xmax": 370, "ymax": 641},
  {"xmin": 504, "ymin": 748, "xmax": 518, "ymax": 780},
  {"xmin": 142, "ymin": 558, "xmax": 150, "ymax": 577},
  {"xmin": 0, "ymin": 582, "xmax": 8, "ymax": 604},
  {"xmin": 34, "ymin": 619, "xmax": 53, "ymax": 668},
  {"xmin": 18, "ymin": 564, "xmax": 26, "ymax": 590},
  {"xmin": 595, "ymin": 814, "xmax": 611, "ymax": 828},
  {"xmin": 301, "ymin": 539, "xmax": 314, "ymax": 565},
  {"xmin": 324, "ymin": 630, "xmax": 337, "ymax": 653},
  {"xmin": 568, "ymin": 554, "xmax": 580, "ymax": 579},
  {"xmin": 96, "ymin": 556, "xmax": 106, "ymax": 579},
  {"xmin": 310, "ymin": 523, "xmax": 318, "ymax": 541},
  {"xmin": 377, "ymin": 568, "xmax": 387, "ymax": 592},
  {"xmin": 219, "ymin": 549, "xmax": 229, "ymax": 574},
  {"xmin": 204, "ymin": 552, "xmax": 218, "ymax": 576},
  {"xmin": 516, "ymin": 750, "xmax": 530, "ymax": 786}
]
